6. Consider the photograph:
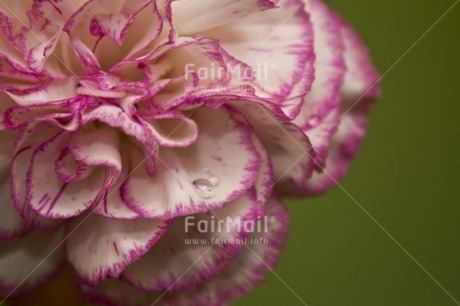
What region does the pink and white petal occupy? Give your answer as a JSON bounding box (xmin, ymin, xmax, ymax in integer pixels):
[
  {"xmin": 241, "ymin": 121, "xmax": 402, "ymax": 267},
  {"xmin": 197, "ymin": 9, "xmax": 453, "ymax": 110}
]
[
  {"xmin": 282, "ymin": 14, "xmax": 381, "ymax": 196},
  {"xmin": 340, "ymin": 18, "xmax": 381, "ymax": 106},
  {"xmin": 120, "ymin": 0, "xmax": 165, "ymax": 58},
  {"xmin": 92, "ymin": 185, "xmax": 142, "ymax": 220},
  {"xmin": 141, "ymin": 112, "xmax": 199, "ymax": 148},
  {"xmin": 25, "ymin": 131, "xmax": 105, "ymax": 219},
  {"xmin": 0, "ymin": 132, "xmax": 26, "ymax": 240},
  {"xmin": 81, "ymin": 105, "xmax": 151, "ymax": 148},
  {"xmin": 92, "ymin": 147, "xmax": 143, "ymax": 220},
  {"xmin": 81, "ymin": 197, "xmax": 288, "ymax": 306},
  {"xmin": 205, "ymin": 0, "xmax": 315, "ymax": 119},
  {"xmin": 300, "ymin": 111, "xmax": 369, "ymax": 196},
  {"xmin": 121, "ymin": 191, "xmax": 264, "ymax": 292},
  {"xmin": 11, "ymin": 122, "xmax": 63, "ymax": 230},
  {"xmin": 32, "ymin": 0, "xmax": 88, "ymax": 26},
  {"xmin": 171, "ymin": 0, "xmax": 277, "ymax": 34},
  {"xmin": 66, "ymin": 214, "xmax": 169, "ymax": 286},
  {"xmin": 4, "ymin": 78, "xmax": 79, "ymax": 106},
  {"xmin": 80, "ymin": 105, "xmax": 159, "ymax": 169},
  {"xmin": 21, "ymin": 20, "xmax": 62, "ymax": 74},
  {"xmin": 68, "ymin": 123, "xmax": 122, "ymax": 183},
  {"xmin": 232, "ymin": 102, "xmax": 314, "ymax": 186},
  {"xmin": 294, "ymin": 0, "xmax": 346, "ymax": 169},
  {"xmin": 295, "ymin": 0, "xmax": 345, "ymax": 129},
  {"xmin": 0, "ymin": 229, "xmax": 65, "ymax": 297},
  {"xmin": 251, "ymin": 132, "xmax": 274, "ymax": 207},
  {"xmin": 91, "ymin": 1, "xmax": 164, "ymax": 65},
  {"xmin": 122, "ymin": 107, "xmax": 261, "ymax": 219}
]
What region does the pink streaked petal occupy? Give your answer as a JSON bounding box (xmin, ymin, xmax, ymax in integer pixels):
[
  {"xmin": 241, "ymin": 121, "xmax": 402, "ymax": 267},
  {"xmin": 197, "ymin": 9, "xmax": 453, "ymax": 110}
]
[
  {"xmin": 171, "ymin": 0, "xmax": 277, "ymax": 34},
  {"xmin": 121, "ymin": 107, "xmax": 261, "ymax": 219},
  {"xmin": 92, "ymin": 156, "xmax": 143, "ymax": 220},
  {"xmin": 232, "ymin": 102, "xmax": 315, "ymax": 186},
  {"xmin": 90, "ymin": 12, "xmax": 133, "ymax": 45},
  {"xmin": 141, "ymin": 112, "xmax": 199, "ymax": 148},
  {"xmin": 21, "ymin": 19, "xmax": 61, "ymax": 73},
  {"xmin": 68, "ymin": 124, "xmax": 122, "ymax": 186},
  {"xmin": 281, "ymin": 13, "xmax": 380, "ymax": 197},
  {"xmin": 80, "ymin": 197, "xmax": 289, "ymax": 306},
  {"xmin": 66, "ymin": 213, "xmax": 169, "ymax": 286},
  {"xmin": 121, "ymin": 0, "xmax": 165, "ymax": 58},
  {"xmin": 206, "ymin": 0, "xmax": 315, "ymax": 119},
  {"xmin": 26, "ymin": 131, "xmax": 105, "ymax": 219},
  {"xmin": 81, "ymin": 105, "xmax": 151, "ymax": 147},
  {"xmin": 11, "ymin": 122, "xmax": 63, "ymax": 230},
  {"xmin": 0, "ymin": 229, "xmax": 64, "ymax": 297},
  {"xmin": 121, "ymin": 191, "xmax": 265, "ymax": 292},
  {"xmin": 295, "ymin": 0, "xmax": 345, "ymax": 129},
  {"xmin": 72, "ymin": 39, "xmax": 101, "ymax": 72},
  {"xmin": 4, "ymin": 78, "xmax": 79, "ymax": 106},
  {"xmin": 32, "ymin": 0, "xmax": 88, "ymax": 26},
  {"xmin": 80, "ymin": 104, "xmax": 159, "ymax": 174}
]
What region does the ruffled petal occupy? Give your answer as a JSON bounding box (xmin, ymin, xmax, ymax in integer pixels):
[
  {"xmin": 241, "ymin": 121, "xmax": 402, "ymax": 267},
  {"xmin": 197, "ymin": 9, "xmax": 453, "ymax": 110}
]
[
  {"xmin": 121, "ymin": 107, "xmax": 261, "ymax": 219},
  {"xmin": 0, "ymin": 229, "xmax": 64, "ymax": 297},
  {"xmin": 205, "ymin": 0, "xmax": 315, "ymax": 119},
  {"xmin": 25, "ymin": 131, "xmax": 105, "ymax": 218},
  {"xmin": 141, "ymin": 112, "xmax": 199, "ymax": 148},
  {"xmin": 80, "ymin": 197, "xmax": 289, "ymax": 306},
  {"xmin": 11, "ymin": 122, "xmax": 63, "ymax": 230},
  {"xmin": 66, "ymin": 214, "xmax": 169, "ymax": 286},
  {"xmin": 171, "ymin": 0, "xmax": 277, "ymax": 34},
  {"xmin": 121, "ymin": 190, "xmax": 264, "ymax": 292},
  {"xmin": 294, "ymin": 0, "xmax": 346, "ymax": 168},
  {"xmin": 233, "ymin": 102, "xmax": 314, "ymax": 186},
  {"xmin": 281, "ymin": 13, "xmax": 380, "ymax": 196}
]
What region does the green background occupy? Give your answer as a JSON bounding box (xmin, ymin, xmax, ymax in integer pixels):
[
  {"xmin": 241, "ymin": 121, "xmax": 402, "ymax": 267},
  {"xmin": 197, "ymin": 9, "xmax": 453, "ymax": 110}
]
[{"xmin": 237, "ymin": 0, "xmax": 460, "ymax": 305}]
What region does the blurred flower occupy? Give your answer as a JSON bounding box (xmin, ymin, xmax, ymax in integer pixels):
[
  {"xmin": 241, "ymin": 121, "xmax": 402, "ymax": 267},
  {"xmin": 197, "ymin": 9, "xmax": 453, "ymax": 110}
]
[{"xmin": 0, "ymin": 0, "xmax": 379, "ymax": 305}]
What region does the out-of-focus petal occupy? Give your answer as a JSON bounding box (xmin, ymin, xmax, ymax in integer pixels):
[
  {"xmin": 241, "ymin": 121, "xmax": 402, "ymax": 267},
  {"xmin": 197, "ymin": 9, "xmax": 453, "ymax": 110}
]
[
  {"xmin": 0, "ymin": 132, "xmax": 26, "ymax": 240},
  {"xmin": 0, "ymin": 229, "xmax": 64, "ymax": 297}
]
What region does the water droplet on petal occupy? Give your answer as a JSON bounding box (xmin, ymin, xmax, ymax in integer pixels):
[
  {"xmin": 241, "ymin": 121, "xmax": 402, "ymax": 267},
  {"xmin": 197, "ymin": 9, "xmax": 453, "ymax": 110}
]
[{"xmin": 192, "ymin": 179, "xmax": 215, "ymax": 199}]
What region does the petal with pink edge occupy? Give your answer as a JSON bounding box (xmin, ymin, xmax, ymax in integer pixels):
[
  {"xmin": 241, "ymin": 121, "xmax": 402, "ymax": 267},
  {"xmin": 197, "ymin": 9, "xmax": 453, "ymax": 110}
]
[
  {"xmin": 294, "ymin": 0, "xmax": 346, "ymax": 168},
  {"xmin": 121, "ymin": 107, "xmax": 261, "ymax": 219},
  {"xmin": 232, "ymin": 102, "xmax": 314, "ymax": 187},
  {"xmin": 11, "ymin": 122, "xmax": 63, "ymax": 230},
  {"xmin": 281, "ymin": 14, "xmax": 380, "ymax": 196},
  {"xmin": 25, "ymin": 131, "xmax": 106, "ymax": 219},
  {"xmin": 66, "ymin": 214, "xmax": 169, "ymax": 286},
  {"xmin": 81, "ymin": 197, "xmax": 289, "ymax": 306},
  {"xmin": 121, "ymin": 190, "xmax": 265, "ymax": 292},
  {"xmin": 205, "ymin": 0, "xmax": 315, "ymax": 119}
]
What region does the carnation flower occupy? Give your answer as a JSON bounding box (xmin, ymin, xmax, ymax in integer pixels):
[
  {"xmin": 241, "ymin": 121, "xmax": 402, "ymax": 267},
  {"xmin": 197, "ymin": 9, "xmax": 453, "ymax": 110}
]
[{"xmin": 0, "ymin": 0, "xmax": 380, "ymax": 305}]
